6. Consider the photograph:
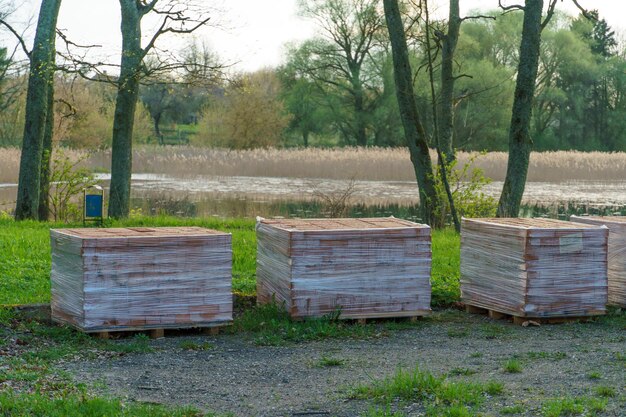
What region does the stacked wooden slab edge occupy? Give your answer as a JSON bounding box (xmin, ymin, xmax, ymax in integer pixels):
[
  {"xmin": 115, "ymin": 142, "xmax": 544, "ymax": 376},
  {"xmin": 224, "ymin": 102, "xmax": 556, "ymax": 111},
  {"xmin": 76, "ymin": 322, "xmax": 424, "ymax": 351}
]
[
  {"xmin": 256, "ymin": 217, "xmax": 432, "ymax": 320},
  {"xmin": 50, "ymin": 227, "xmax": 233, "ymax": 333},
  {"xmin": 460, "ymin": 218, "xmax": 608, "ymax": 319},
  {"xmin": 570, "ymin": 216, "xmax": 626, "ymax": 307}
]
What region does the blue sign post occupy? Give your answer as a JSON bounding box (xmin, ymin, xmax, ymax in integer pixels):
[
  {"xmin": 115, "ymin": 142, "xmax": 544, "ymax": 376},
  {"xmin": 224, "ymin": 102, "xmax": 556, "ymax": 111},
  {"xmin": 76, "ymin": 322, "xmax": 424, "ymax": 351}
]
[{"xmin": 83, "ymin": 185, "xmax": 104, "ymax": 226}]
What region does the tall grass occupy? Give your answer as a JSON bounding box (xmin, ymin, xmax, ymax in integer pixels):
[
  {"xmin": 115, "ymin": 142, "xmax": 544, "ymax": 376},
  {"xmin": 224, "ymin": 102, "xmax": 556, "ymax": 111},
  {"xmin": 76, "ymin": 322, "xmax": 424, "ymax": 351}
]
[{"xmin": 4, "ymin": 147, "xmax": 626, "ymax": 184}]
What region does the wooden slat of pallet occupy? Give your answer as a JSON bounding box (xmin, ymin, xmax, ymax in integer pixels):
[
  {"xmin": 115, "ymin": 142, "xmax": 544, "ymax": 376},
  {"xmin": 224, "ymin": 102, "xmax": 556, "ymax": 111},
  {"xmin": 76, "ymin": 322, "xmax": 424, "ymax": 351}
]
[{"xmin": 465, "ymin": 303, "xmax": 602, "ymax": 325}]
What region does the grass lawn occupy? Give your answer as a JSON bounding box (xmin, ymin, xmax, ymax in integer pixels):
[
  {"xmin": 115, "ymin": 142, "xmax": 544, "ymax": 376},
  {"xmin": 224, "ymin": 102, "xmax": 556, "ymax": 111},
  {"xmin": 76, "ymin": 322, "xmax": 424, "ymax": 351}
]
[{"xmin": 0, "ymin": 216, "xmax": 460, "ymax": 306}]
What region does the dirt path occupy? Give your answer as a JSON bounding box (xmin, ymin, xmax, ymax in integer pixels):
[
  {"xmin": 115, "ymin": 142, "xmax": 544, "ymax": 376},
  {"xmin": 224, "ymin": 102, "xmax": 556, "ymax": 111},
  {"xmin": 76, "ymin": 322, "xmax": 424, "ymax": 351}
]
[{"xmin": 60, "ymin": 311, "xmax": 626, "ymax": 417}]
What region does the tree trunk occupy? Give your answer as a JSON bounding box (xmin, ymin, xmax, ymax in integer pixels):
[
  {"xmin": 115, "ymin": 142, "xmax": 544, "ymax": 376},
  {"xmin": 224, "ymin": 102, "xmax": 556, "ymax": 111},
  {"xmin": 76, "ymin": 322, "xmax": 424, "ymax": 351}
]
[
  {"xmin": 353, "ymin": 75, "xmax": 367, "ymax": 147},
  {"xmin": 302, "ymin": 130, "xmax": 309, "ymax": 148},
  {"xmin": 154, "ymin": 112, "xmax": 164, "ymax": 145},
  {"xmin": 108, "ymin": 1, "xmax": 143, "ymax": 219},
  {"xmin": 14, "ymin": 0, "xmax": 61, "ymax": 220},
  {"xmin": 439, "ymin": 0, "xmax": 461, "ymax": 164},
  {"xmin": 497, "ymin": 0, "xmax": 544, "ymax": 217},
  {"xmin": 38, "ymin": 74, "xmax": 54, "ymax": 221},
  {"xmin": 383, "ymin": 0, "xmax": 440, "ymax": 226}
]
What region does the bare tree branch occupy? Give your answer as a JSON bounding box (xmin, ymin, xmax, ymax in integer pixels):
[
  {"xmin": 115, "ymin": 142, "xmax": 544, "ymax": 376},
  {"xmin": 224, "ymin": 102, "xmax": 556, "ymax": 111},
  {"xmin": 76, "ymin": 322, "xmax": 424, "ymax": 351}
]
[
  {"xmin": 498, "ymin": 0, "xmax": 524, "ymax": 12},
  {"xmin": 141, "ymin": 15, "xmax": 211, "ymax": 58},
  {"xmin": 571, "ymin": 0, "xmax": 597, "ymax": 21},
  {"xmin": 541, "ymin": 0, "xmax": 558, "ymax": 30},
  {"xmin": 0, "ymin": 19, "xmax": 31, "ymax": 57},
  {"xmin": 56, "ymin": 29, "xmax": 102, "ymax": 49},
  {"xmin": 460, "ymin": 14, "xmax": 496, "ymax": 22}
]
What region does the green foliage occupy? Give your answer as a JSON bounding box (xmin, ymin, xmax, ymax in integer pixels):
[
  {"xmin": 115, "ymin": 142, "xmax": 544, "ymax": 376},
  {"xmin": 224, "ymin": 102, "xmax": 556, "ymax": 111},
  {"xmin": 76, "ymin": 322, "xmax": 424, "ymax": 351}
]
[
  {"xmin": 48, "ymin": 149, "xmax": 98, "ymax": 222},
  {"xmin": 431, "ymin": 228, "xmax": 461, "ymax": 306},
  {"xmin": 179, "ymin": 340, "xmax": 215, "ymax": 351},
  {"xmin": 433, "ymin": 153, "xmax": 497, "ymax": 227},
  {"xmin": 196, "ymin": 70, "xmax": 290, "ymax": 149},
  {"xmin": 542, "ymin": 396, "xmax": 607, "ymax": 417},
  {"xmin": 315, "ymin": 356, "xmax": 345, "ymax": 367},
  {"xmin": 353, "ymin": 365, "xmax": 503, "ymax": 415},
  {"xmin": 503, "ymin": 359, "xmax": 522, "ymax": 373},
  {"xmin": 231, "ymin": 302, "xmax": 378, "ymax": 346},
  {"xmin": 0, "ymin": 391, "xmax": 203, "ymax": 417}
]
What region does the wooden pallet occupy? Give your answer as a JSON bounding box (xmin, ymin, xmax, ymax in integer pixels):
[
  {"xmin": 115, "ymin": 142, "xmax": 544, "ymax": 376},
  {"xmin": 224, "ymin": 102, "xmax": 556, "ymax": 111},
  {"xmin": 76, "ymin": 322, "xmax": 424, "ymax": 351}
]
[
  {"xmin": 91, "ymin": 324, "xmax": 227, "ymax": 339},
  {"xmin": 465, "ymin": 304, "xmax": 601, "ymax": 326},
  {"xmin": 355, "ymin": 315, "xmax": 423, "ymax": 325}
]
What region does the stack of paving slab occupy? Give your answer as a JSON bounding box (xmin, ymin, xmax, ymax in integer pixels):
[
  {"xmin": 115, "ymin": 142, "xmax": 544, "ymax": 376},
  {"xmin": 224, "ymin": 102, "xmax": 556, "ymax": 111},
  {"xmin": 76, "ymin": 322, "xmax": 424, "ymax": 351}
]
[
  {"xmin": 460, "ymin": 218, "xmax": 608, "ymax": 318},
  {"xmin": 256, "ymin": 217, "xmax": 432, "ymax": 320},
  {"xmin": 50, "ymin": 227, "xmax": 232, "ymax": 333},
  {"xmin": 570, "ymin": 215, "xmax": 626, "ymax": 307}
]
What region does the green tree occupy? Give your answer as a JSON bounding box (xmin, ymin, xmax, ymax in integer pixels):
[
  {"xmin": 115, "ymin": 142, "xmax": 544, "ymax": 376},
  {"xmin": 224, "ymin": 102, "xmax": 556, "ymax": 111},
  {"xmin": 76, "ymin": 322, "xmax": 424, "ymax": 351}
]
[
  {"xmin": 291, "ymin": 0, "xmax": 385, "ymax": 146},
  {"xmin": 197, "ymin": 69, "xmax": 291, "ymax": 149}
]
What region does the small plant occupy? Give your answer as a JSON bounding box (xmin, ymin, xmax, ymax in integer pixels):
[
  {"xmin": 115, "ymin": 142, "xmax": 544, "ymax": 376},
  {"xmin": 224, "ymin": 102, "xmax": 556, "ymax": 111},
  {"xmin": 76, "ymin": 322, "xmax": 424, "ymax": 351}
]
[
  {"xmin": 353, "ymin": 365, "xmax": 502, "ymax": 416},
  {"xmin": 503, "ymin": 359, "xmax": 522, "ymax": 374},
  {"xmin": 433, "ymin": 152, "xmax": 497, "ymax": 227},
  {"xmin": 447, "ymin": 328, "xmax": 469, "ymax": 338},
  {"xmin": 484, "ymin": 381, "xmax": 504, "ymax": 395},
  {"xmin": 542, "ymin": 397, "xmax": 607, "ymax": 417},
  {"xmin": 312, "ymin": 178, "xmax": 357, "ymax": 218},
  {"xmin": 526, "ymin": 351, "xmax": 567, "ymax": 361},
  {"xmin": 48, "ymin": 148, "xmax": 98, "ymax": 222},
  {"xmin": 364, "ymin": 406, "xmax": 405, "ymax": 417},
  {"xmin": 586, "ymin": 371, "xmax": 602, "ymax": 380},
  {"xmin": 468, "ymin": 352, "xmax": 483, "ymax": 359},
  {"xmin": 593, "ymin": 386, "xmax": 615, "ymax": 398},
  {"xmin": 501, "ymin": 404, "xmax": 525, "ymax": 414},
  {"xmin": 178, "ymin": 340, "xmax": 215, "ymax": 351},
  {"xmin": 448, "ymin": 367, "xmax": 477, "ymax": 376},
  {"xmin": 316, "ymin": 356, "xmax": 345, "ymax": 367}
]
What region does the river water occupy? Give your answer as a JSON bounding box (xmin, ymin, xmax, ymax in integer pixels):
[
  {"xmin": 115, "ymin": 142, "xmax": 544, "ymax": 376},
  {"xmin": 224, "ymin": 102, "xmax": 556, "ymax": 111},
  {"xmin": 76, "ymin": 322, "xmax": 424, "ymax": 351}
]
[{"xmin": 2, "ymin": 174, "xmax": 626, "ymax": 218}]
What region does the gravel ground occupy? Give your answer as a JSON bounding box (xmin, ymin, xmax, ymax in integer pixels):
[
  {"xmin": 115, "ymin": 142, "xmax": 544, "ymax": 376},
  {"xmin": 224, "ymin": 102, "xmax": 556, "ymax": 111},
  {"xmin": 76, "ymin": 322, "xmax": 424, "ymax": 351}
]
[{"xmin": 61, "ymin": 311, "xmax": 626, "ymax": 417}]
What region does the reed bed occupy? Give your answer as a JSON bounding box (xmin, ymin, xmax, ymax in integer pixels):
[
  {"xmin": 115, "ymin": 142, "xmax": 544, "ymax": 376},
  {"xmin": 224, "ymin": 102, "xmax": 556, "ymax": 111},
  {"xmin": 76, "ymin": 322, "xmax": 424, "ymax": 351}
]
[{"xmin": 2, "ymin": 146, "xmax": 626, "ymax": 183}]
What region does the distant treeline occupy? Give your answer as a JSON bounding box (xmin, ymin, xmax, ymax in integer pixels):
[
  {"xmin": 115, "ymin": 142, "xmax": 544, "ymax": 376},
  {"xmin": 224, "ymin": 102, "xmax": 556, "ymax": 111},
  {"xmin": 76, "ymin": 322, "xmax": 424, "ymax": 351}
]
[{"xmin": 0, "ymin": 8, "xmax": 623, "ymax": 152}]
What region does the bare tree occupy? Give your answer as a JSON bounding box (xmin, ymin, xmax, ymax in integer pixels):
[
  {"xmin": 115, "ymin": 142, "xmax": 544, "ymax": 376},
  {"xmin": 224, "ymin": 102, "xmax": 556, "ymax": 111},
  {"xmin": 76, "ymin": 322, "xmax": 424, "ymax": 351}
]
[
  {"xmin": 383, "ymin": 0, "xmax": 440, "ymax": 226},
  {"xmin": 108, "ymin": 0, "xmax": 211, "ymax": 218},
  {"xmin": 0, "ymin": 0, "xmax": 62, "ymax": 220},
  {"xmin": 497, "ymin": 0, "xmax": 557, "ymax": 217}
]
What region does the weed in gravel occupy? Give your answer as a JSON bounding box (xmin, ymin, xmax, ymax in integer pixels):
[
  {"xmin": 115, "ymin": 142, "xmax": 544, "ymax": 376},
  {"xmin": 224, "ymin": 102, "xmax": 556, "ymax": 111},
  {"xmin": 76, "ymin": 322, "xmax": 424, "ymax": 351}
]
[
  {"xmin": 448, "ymin": 367, "xmax": 477, "ymax": 376},
  {"xmin": 468, "ymin": 352, "xmax": 483, "ymax": 358},
  {"xmin": 478, "ymin": 323, "xmax": 511, "ymax": 340},
  {"xmin": 484, "ymin": 381, "xmax": 504, "ymax": 395},
  {"xmin": 542, "ymin": 397, "xmax": 607, "ymax": 417},
  {"xmin": 105, "ymin": 334, "xmax": 154, "ymax": 354},
  {"xmin": 364, "ymin": 406, "xmax": 405, "ymax": 417},
  {"xmin": 586, "ymin": 371, "xmax": 602, "ymax": 380},
  {"xmin": 526, "ymin": 351, "xmax": 567, "ymax": 361},
  {"xmin": 446, "ymin": 328, "xmax": 469, "ymax": 338},
  {"xmin": 178, "ymin": 340, "xmax": 215, "ymax": 351},
  {"xmin": 316, "ymin": 356, "xmax": 345, "ymax": 368},
  {"xmin": 594, "ymin": 386, "xmax": 616, "ymax": 398},
  {"xmin": 232, "ymin": 302, "xmax": 380, "ymax": 346},
  {"xmin": 503, "ymin": 359, "xmax": 522, "ymax": 373},
  {"xmin": 352, "ymin": 366, "xmax": 503, "ymax": 415},
  {"xmin": 501, "ymin": 404, "xmax": 525, "ymax": 414}
]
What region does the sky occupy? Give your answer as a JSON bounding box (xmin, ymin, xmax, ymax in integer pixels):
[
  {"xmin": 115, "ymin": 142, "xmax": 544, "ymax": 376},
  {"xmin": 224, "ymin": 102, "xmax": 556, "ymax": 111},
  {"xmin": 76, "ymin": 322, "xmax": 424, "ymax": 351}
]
[{"xmin": 5, "ymin": 0, "xmax": 626, "ymax": 72}]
